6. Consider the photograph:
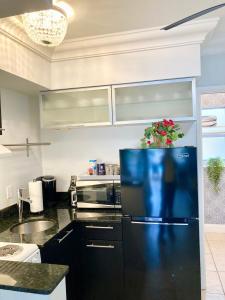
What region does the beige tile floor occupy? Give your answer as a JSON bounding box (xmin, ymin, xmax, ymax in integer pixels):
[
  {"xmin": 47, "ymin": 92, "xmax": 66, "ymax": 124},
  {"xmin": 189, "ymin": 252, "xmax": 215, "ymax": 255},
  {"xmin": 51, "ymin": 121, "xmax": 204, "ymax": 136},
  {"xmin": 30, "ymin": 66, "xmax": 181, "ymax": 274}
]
[{"xmin": 203, "ymin": 232, "xmax": 225, "ymax": 300}]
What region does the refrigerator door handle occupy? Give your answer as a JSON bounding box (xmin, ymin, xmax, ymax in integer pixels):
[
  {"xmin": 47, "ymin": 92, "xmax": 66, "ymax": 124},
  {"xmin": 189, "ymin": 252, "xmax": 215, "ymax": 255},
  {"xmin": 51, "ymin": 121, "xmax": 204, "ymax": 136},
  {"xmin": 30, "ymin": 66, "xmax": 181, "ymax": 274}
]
[
  {"xmin": 131, "ymin": 221, "xmax": 189, "ymax": 226},
  {"xmin": 86, "ymin": 244, "xmax": 115, "ymax": 249}
]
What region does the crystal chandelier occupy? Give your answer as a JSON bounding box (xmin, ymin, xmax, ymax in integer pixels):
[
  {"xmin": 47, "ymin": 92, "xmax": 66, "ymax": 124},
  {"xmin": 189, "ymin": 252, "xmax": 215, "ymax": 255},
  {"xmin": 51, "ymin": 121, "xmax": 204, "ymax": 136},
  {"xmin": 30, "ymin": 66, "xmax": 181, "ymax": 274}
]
[{"xmin": 22, "ymin": 6, "xmax": 68, "ymax": 47}]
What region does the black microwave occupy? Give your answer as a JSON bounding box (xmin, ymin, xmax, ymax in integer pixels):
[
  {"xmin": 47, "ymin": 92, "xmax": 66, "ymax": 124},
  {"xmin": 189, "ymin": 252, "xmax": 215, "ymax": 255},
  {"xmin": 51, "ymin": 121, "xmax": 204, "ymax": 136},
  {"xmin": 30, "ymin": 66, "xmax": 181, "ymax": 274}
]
[{"xmin": 76, "ymin": 180, "xmax": 121, "ymax": 209}]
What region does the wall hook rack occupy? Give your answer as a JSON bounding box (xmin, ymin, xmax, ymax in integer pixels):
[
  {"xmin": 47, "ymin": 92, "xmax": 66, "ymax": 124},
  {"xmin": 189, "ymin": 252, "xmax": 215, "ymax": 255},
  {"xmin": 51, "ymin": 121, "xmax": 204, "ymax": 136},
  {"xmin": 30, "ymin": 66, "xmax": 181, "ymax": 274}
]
[{"xmin": 3, "ymin": 138, "xmax": 51, "ymax": 157}]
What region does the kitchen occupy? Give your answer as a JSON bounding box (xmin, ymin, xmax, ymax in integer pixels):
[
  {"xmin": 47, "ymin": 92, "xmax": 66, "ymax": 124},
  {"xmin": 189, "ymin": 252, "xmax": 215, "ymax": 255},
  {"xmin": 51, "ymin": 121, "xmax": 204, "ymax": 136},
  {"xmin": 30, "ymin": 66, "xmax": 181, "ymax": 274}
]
[{"xmin": 0, "ymin": 1, "xmax": 224, "ymax": 300}]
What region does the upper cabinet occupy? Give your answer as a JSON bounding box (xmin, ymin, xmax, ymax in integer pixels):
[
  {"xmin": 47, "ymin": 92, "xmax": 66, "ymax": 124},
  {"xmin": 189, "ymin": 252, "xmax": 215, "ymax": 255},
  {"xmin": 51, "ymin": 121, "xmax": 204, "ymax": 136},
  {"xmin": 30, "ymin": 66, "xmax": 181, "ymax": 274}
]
[
  {"xmin": 112, "ymin": 78, "xmax": 196, "ymax": 125},
  {"xmin": 40, "ymin": 86, "xmax": 112, "ymax": 128},
  {"xmin": 40, "ymin": 78, "xmax": 196, "ymax": 129}
]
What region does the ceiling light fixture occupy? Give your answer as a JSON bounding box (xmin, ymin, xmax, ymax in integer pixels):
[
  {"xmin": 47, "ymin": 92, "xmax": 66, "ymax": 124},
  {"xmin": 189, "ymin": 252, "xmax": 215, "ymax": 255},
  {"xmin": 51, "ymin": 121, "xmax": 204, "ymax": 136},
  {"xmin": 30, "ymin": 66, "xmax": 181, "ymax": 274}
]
[{"xmin": 22, "ymin": 3, "xmax": 73, "ymax": 47}]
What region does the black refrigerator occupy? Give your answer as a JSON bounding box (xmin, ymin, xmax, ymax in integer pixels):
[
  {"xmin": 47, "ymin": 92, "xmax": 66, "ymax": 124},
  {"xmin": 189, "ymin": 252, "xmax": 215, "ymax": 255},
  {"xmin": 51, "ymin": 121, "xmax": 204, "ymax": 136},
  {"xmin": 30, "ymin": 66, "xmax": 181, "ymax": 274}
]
[{"xmin": 120, "ymin": 147, "xmax": 201, "ymax": 300}]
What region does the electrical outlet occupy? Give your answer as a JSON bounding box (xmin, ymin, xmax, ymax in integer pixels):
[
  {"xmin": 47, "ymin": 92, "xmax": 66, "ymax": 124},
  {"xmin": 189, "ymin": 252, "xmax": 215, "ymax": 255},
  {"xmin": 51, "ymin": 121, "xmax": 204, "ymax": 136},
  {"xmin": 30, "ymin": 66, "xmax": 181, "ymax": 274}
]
[{"xmin": 6, "ymin": 185, "xmax": 13, "ymax": 200}]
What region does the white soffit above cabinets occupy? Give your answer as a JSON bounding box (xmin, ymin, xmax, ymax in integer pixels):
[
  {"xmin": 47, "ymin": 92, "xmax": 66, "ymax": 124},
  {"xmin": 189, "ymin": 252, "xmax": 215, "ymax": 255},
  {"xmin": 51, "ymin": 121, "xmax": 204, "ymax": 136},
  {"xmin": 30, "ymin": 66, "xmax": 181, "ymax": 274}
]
[
  {"xmin": 0, "ymin": 16, "xmax": 219, "ymax": 90},
  {"xmin": 0, "ymin": 0, "xmax": 53, "ymax": 18}
]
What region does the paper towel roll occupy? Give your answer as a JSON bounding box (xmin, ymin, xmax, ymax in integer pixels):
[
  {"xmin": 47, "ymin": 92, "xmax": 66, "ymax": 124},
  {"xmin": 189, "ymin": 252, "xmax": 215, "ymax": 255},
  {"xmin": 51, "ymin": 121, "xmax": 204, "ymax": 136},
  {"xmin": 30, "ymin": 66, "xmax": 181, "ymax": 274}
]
[{"xmin": 29, "ymin": 181, "xmax": 43, "ymax": 213}]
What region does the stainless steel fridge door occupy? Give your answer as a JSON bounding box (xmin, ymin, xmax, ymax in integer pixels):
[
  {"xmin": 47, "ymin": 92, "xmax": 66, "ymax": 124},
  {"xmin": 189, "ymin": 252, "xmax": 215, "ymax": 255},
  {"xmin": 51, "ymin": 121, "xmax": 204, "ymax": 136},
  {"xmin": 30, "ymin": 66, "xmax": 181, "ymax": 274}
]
[
  {"xmin": 123, "ymin": 217, "xmax": 201, "ymax": 300},
  {"xmin": 120, "ymin": 147, "xmax": 198, "ymax": 218}
]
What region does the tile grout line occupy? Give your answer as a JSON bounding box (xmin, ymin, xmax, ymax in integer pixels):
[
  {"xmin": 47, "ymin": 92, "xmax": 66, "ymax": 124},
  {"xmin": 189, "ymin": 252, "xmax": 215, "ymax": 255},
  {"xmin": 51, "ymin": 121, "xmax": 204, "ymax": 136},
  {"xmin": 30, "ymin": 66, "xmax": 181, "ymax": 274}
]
[{"xmin": 206, "ymin": 235, "xmax": 225, "ymax": 295}]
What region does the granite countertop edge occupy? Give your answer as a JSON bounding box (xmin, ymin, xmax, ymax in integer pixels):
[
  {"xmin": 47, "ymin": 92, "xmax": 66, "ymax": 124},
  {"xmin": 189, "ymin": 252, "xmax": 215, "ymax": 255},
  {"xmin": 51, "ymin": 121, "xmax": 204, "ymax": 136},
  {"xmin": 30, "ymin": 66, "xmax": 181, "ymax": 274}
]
[{"xmin": 0, "ymin": 261, "xmax": 69, "ymax": 295}]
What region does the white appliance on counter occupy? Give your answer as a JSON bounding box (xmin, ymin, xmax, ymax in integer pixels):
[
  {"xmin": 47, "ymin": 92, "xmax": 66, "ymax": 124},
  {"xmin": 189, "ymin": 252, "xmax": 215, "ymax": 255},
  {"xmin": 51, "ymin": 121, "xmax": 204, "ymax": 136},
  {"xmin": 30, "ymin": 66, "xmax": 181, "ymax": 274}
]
[{"xmin": 0, "ymin": 242, "xmax": 41, "ymax": 263}]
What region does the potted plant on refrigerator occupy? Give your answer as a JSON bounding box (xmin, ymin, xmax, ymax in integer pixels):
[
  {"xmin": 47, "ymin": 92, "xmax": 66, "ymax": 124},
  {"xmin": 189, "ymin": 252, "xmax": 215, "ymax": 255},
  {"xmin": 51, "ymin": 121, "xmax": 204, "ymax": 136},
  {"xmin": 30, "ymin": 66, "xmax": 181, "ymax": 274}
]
[{"xmin": 141, "ymin": 119, "xmax": 184, "ymax": 148}]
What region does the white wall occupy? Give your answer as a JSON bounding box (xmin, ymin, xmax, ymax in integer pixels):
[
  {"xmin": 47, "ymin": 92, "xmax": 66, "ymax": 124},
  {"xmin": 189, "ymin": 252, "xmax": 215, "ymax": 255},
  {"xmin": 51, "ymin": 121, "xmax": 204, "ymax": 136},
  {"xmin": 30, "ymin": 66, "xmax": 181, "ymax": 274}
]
[
  {"xmin": 41, "ymin": 122, "xmax": 197, "ymax": 191},
  {"xmin": 0, "ymin": 89, "xmax": 42, "ymax": 210},
  {"xmin": 197, "ymin": 52, "xmax": 225, "ymax": 87},
  {"xmin": 0, "ymin": 32, "xmax": 50, "ymax": 89}
]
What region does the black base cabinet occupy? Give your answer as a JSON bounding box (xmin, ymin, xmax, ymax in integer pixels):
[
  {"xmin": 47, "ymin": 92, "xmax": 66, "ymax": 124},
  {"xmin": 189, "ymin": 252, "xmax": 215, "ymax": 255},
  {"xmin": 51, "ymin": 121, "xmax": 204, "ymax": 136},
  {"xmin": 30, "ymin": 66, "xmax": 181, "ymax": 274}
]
[
  {"xmin": 41, "ymin": 222, "xmax": 82, "ymax": 300},
  {"xmin": 40, "ymin": 220, "xmax": 123, "ymax": 300},
  {"xmin": 78, "ymin": 221, "xmax": 123, "ymax": 300},
  {"xmin": 80, "ymin": 240, "xmax": 123, "ymax": 300}
]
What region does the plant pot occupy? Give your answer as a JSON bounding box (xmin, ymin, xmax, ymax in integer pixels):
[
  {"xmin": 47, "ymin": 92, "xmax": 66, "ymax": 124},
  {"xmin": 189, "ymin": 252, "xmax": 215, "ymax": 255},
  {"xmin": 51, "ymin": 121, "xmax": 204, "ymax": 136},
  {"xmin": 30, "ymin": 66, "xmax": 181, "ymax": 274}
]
[{"xmin": 152, "ymin": 136, "xmax": 172, "ymax": 148}]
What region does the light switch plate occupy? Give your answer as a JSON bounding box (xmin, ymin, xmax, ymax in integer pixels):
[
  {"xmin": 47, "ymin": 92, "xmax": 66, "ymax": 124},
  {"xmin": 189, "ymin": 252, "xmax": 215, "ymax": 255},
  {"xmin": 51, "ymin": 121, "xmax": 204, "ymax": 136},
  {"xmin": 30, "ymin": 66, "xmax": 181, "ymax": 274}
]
[{"xmin": 6, "ymin": 185, "xmax": 13, "ymax": 200}]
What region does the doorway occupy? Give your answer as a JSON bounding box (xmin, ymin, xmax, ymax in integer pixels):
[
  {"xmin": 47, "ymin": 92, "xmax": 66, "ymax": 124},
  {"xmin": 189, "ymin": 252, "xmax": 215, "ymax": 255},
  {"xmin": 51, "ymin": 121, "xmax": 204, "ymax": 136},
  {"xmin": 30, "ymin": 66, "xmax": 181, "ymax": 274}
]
[{"xmin": 200, "ymin": 91, "xmax": 225, "ymax": 298}]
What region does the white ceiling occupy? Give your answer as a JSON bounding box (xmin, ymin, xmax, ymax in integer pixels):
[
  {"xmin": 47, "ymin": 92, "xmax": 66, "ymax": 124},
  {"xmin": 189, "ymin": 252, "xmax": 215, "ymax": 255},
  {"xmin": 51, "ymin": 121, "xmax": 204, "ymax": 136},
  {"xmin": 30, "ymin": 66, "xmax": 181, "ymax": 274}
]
[{"xmin": 64, "ymin": 0, "xmax": 225, "ymax": 39}]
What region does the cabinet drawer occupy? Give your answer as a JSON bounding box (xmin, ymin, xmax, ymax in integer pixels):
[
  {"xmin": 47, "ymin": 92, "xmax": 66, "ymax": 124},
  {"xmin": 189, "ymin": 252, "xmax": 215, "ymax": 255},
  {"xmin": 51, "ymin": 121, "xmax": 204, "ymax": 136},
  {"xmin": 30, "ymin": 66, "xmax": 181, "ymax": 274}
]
[
  {"xmin": 80, "ymin": 240, "xmax": 123, "ymax": 300},
  {"xmin": 79, "ymin": 221, "xmax": 122, "ymax": 241}
]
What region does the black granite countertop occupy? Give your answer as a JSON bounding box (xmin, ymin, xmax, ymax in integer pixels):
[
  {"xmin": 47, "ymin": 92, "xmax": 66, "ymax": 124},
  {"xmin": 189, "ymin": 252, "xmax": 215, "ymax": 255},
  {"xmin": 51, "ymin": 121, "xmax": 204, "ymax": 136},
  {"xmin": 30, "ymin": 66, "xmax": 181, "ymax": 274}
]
[
  {"xmin": 0, "ymin": 200, "xmax": 122, "ymax": 246},
  {"xmin": 0, "ymin": 197, "xmax": 122, "ymax": 246},
  {"xmin": 0, "ymin": 260, "xmax": 68, "ymax": 294},
  {"xmin": 0, "ymin": 199, "xmax": 122, "ymax": 294}
]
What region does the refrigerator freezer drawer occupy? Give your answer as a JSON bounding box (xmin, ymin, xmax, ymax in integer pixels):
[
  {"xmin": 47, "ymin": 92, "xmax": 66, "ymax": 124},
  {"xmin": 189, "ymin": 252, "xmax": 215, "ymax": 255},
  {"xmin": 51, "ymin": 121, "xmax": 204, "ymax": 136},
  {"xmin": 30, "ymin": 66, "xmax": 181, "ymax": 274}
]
[{"xmin": 123, "ymin": 217, "xmax": 201, "ymax": 300}]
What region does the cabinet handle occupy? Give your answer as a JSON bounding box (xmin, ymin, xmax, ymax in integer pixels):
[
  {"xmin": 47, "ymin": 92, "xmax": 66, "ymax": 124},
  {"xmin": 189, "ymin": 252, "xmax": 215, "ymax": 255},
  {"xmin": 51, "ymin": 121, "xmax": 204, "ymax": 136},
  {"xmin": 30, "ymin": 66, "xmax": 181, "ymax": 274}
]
[
  {"xmin": 57, "ymin": 229, "xmax": 73, "ymax": 243},
  {"xmin": 131, "ymin": 221, "xmax": 189, "ymax": 226},
  {"xmin": 85, "ymin": 225, "xmax": 114, "ymax": 230},
  {"xmin": 0, "ymin": 128, "xmax": 5, "ymax": 131},
  {"xmin": 86, "ymin": 244, "xmax": 115, "ymax": 249}
]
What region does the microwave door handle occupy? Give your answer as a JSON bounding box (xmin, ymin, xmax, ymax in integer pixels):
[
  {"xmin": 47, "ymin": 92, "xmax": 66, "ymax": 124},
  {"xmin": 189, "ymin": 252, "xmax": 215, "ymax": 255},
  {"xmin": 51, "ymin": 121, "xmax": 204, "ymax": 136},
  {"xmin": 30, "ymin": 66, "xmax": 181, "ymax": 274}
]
[{"xmin": 71, "ymin": 190, "xmax": 77, "ymax": 207}]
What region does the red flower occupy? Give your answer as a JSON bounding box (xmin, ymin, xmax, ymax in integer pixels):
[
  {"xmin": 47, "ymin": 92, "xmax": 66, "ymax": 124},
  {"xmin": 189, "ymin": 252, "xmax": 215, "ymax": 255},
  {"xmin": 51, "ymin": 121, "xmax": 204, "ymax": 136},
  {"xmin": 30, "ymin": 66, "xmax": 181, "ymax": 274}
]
[
  {"xmin": 160, "ymin": 130, "xmax": 167, "ymax": 136},
  {"xmin": 166, "ymin": 138, "xmax": 172, "ymax": 145},
  {"xmin": 147, "ymin": 141, "xmax": 151, "ymax": 145},
  {"xmin": 163, "ymin": 119, "xmax": 170, "ymax": 127},
  {"xmin": 162, "ymin": 119, "xmax": 175, "ymax": 128},
  {"xmin": 168, "ymin": 119, "xmax": 175, "ymax": 127}
]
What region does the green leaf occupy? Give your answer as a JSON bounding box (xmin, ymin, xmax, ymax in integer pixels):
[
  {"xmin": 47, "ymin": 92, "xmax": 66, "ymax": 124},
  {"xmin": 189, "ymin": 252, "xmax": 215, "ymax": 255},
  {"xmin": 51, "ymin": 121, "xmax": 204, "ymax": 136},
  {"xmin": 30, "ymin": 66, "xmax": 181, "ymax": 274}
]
[{"xmin": 207, "ymin": 158, "xmax": 224, "ymax": 193}]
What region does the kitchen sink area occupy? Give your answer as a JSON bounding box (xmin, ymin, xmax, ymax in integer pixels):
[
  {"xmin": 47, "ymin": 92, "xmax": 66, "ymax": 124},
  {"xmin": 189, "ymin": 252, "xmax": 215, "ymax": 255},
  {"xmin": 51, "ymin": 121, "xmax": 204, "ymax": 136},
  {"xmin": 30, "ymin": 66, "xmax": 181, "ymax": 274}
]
[{"xmin": 10, "ymin": 220, "xmax": 56, "ymax": 234}]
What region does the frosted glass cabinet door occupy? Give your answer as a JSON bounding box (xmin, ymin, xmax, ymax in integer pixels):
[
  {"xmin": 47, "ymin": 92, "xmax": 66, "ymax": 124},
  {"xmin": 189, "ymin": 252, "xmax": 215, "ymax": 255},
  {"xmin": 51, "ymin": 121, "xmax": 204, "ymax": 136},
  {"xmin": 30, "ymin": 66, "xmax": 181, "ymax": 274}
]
[
  {"xmin": 112, "ymin": 79, "xmax": 195, "ymax": 124},
  {"xmin": 40, "ymin": 87, "xmax": 112, "ymax": 128}
]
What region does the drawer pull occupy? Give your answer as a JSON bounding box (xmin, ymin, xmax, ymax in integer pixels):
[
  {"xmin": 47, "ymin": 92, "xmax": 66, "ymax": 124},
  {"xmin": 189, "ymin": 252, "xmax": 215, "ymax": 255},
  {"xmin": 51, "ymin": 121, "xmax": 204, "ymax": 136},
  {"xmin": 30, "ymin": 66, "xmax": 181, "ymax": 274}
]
[
  {"xmin": 86, "ymin": 244, "xmax": 115, "ymax": 249},
  {"xmin": 85, "ymin": 225, "xmax": 114, "ymax": 230},
  {"xmin": 57, "ymin": 229, "xmax": 73, "ymax": 243}
]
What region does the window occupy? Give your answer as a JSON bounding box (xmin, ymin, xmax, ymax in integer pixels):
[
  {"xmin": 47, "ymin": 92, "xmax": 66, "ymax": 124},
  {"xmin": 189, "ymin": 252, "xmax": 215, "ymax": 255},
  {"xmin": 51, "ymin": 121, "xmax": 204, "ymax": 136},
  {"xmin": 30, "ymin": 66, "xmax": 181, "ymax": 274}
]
[
  {"xmin": 202, "ymin": 136, "xmax": 225, "ymax": 161},
  {"xmin": 201, "ymin": 93, "xmax": 225, "ymax": 161}
]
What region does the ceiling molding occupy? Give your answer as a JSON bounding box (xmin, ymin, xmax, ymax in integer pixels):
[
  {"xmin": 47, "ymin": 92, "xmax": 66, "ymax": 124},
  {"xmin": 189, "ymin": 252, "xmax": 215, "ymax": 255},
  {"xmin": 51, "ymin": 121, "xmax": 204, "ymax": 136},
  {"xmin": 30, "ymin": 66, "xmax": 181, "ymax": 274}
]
[
  {"xmin": 52, "ymin": 18, "xmax": 219, "ymax": 62},
  {"xmin": 0, "ymin": 17, "xmax": 53, "ymax": 61},
  {"xmin": 0, "ymin": 17, "xmax": 219, "ymax": 63}
]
